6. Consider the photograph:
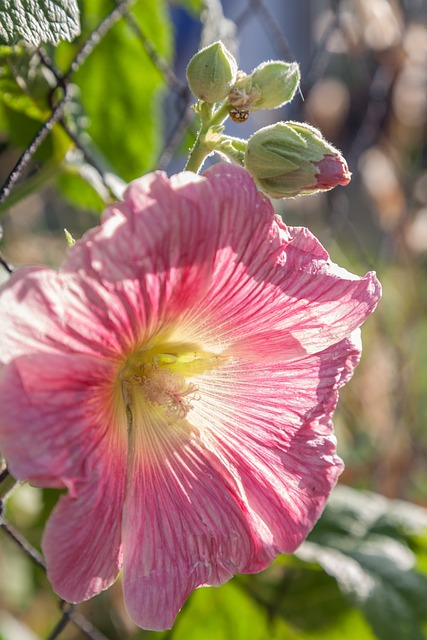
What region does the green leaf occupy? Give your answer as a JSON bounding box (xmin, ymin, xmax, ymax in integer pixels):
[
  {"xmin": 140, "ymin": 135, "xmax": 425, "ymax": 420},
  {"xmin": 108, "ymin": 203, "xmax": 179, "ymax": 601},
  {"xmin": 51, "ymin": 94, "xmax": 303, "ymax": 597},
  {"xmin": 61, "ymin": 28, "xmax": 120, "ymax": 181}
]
[
  {"xmin": 169, "ymin": 0, "xmax": 203, "ymax": 14},
  {"xmin": 164, "ymin": 581, "xmax": 286, "ymax": 640},
  {"xmin": 268, "ymin": 557, "xmax": 352, "ymax": 631},
  {"xmin": 301, "ymin": 609, "xmax": 376, "ymax": 640},
  {"xmin": 55, "ymin": 0, "xmax": 172, "ymax": 185},
  {"xmin": 0, "ymin": 45, "xmax": 55, "ymax": 120},
  {"xmin": 298, "ymin": 486, "xmax": 427, "ymax": 640},
  {"xmin": 0, "ymin": 0, "xmax": 80, "ymax": 46}
]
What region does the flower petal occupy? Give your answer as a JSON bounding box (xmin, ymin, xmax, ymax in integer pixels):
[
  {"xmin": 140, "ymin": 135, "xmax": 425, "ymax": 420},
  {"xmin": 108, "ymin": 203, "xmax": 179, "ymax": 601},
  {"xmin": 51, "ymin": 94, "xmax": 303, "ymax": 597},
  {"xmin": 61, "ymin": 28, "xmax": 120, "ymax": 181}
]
[
  {"xmin": 199, "ymin": 219, "xmax": 380, "ymax": 361},
  {"xmin": 119, "ymin": 334, "xmax": 358, "ymax": 630},
  {"xmin": 62, "ymin": 165, "xmax": 380, "ymax": 360},
  {"xmin": 42, "ymin": 441, "xmax": 125, "ymax": 603},
  {"xmin": 0, "ymin": 351, "xmax": 127, "ymax": 601},
  {"xmin": 0, "ymin": 267, "xmax": 146, "ymax": 363},
  {"xmin": 188, "ymin": 335, "xmax": 359, "ymax": 553},
  {"xmin": 62, "ymin": 171, "xmax": 222, "ymax": 336},
  {"xmin": 0, "ymin": 352, "xmax": 125, "ymax": 488},
  {"xmin": 121, "ymin": 428, "xmax": 270, "ymax": 631}
]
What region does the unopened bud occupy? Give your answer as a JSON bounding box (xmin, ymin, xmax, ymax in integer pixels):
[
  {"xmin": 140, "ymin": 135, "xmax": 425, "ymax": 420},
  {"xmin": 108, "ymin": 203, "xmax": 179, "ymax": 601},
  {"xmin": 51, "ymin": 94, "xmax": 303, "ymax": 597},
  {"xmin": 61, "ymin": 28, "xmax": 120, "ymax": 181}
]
[
  {"xmin": 244, "ymin": 121, "xmax": 351, "ymax": 198},
  {"xmin": 250, "ymin": 61, "xmax": 300, "ymax": 110},
  {"xmin": 186, "ymin": 41, "xmax": 237, "ymax": 104},
  {"xmin": 228, "ymin": 61, "xmax": 300, "ymax": 112}
]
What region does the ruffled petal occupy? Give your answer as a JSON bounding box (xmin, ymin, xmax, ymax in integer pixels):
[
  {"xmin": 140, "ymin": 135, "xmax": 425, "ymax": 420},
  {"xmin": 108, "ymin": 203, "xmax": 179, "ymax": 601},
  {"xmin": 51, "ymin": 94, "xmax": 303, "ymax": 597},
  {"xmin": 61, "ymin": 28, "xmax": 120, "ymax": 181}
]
[
  {"xmin": 0, "ymin": 352, "xmax": 125, "ymax": 490},
  {"xmin": 0, "ymin": 351, "xmax": 127, "ymax": 601},
  {"xmin": 62, "ymin": 165, "xmax": 380, "ymax": 360},
  {"xmin": 119, "ymin": 334, "xmax": 358, "ymax": 630},
  {"xmin": 0, "ymin": 267, "xmax": 148, "ymax": 363},
  {"xmin": 62, "ymin": 171, "xmax": 224, "ymax": 339},
  {"xmin": 0, "ymin": 163, "xmax": 380, "ymax": 632},
  {"xmin": 198, "ymin": 222, "xmax": 380, "ymax": 361},
  {"xmin": 122, "ymin": 425, "xmax": 270, "ymax": 631},
  {"xmin": 190, "ymin": 168, "xmax": 380, "ymax": 359},
  {"xmin": 42, "ymin": 436, "xmax": 126, "ymax": 602},
  {"xmin": 190, "ymin": 335, "xmax": 360, "ymax": 551}
]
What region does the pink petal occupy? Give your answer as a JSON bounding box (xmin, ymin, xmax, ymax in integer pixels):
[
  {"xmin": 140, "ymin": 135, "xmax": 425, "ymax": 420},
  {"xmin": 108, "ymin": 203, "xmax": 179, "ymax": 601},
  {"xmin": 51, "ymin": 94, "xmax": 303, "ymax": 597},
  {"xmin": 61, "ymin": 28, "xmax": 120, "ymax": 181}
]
[
  {"xmin": 62, "ymin": 171, "xmax": 221, "ymax": 333},
  {"xmin": 194, "ymin": 169, "xmax": 380, "ymax": 359},
  {"xmin": 122, "ymin": 429, "xmax": 267, "ymax": 631},
  {"xmin": 0, "ymin": 164, "xmax": 381, "ymax": 631},
  {"xmin": 315, "ymin": 154, "xmax": 352, "ymax": 190},
  {"xmin": 0, "ymin": 267, "xmax": 145, "ymax": 363},
  {"xmin": 190, "ymin": 335, "xmax": 359, "ymax": 552},
  {"xmin": 42, "ymin": 442, "xmax": 125, "ymax": 603},
  {"xmin": 0, "ymin": 351, "xmax": 127, "ymax": 601},
  {"xmin": 62, "ymin": 165, "xmax": 380, "ymax": 361},
  {"xmin": 0, "ymin": 352, "xmax": 124, "ymax": 489},
  {"xmin": 120, "ymin": 334, "xmax": 358, "ymax": 630}
]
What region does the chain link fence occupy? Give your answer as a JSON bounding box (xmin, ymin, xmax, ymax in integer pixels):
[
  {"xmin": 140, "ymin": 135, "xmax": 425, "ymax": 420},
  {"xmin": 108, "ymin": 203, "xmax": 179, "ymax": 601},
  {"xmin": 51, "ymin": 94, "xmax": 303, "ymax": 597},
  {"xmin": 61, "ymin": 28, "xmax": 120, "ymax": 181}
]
[{"xmin": 1, "ymin": 0, "xmax": 426, "ymax": 637}]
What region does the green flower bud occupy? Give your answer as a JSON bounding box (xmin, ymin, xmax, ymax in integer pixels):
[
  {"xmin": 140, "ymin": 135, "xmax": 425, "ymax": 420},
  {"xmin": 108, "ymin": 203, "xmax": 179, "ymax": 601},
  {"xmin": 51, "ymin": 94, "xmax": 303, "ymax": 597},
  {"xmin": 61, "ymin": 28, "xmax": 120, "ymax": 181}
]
[
  {"xmin": 186, "ymin": 41, "xmax": 237, "ymax": 104},
  {"xmin": 227, "ymin": 61, "xmax": 300, "ymax": 112},
  {"xmin": 244, "ymin": 121, "xmax": 351, "ymax": 198},
  {"xmin": 250, "ymin": 61, "xmax": 300, "ymax": 110}
]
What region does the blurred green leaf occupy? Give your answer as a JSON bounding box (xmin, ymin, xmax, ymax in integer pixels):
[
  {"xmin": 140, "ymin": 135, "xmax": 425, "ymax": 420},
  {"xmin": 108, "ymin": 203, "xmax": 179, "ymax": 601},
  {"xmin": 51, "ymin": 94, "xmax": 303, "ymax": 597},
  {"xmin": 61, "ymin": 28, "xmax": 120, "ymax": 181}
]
[
  {"xmin": 169, "ymin": 0, "xmax": 203, "ymax": 13},
  {"xmin": 272, "ymin": 561, "xmax": 350, "ymax": 631},
  {"xmin": 163, "ymin": 581, "xmax": 285, "ymax": 640},
  {"xmin": 0, "ymin": 1, "xmax": 174, "ymax": 213},
  {"xmin": 55, "ymin": 0, "xmax": 172, "ymax": 185},
  {"xmin": 0, "ymin": 0, "xmax": 80, "ymax": 46},
  {"xmin": 0, "ymin": 44, "xmax": 72, "ymax": 185},
  {"xmin": 39, "ymin": 0, "xmax": 175, "ymax": 211},
  {"xmin": 297, "ymin": 486, "xmax": 427, "ymax": 640},
  {"xmin": 311, "ymin": 485, "xmax": 427, "ymax": 547},
  {"xmin": 0, "ymin": 45, "xmax": 55, "ymax": 121},
  {"xmin": 301, "ymin": 609, "xmax": 376, "ymax": 640}
]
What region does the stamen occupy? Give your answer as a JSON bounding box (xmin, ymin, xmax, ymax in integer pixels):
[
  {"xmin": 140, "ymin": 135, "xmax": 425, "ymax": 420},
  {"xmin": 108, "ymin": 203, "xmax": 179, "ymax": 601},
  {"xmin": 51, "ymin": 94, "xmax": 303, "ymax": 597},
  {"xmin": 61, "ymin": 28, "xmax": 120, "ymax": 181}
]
[{"xmin": 135, "ymin": 363, "xmax": 199, "ymax": 420}]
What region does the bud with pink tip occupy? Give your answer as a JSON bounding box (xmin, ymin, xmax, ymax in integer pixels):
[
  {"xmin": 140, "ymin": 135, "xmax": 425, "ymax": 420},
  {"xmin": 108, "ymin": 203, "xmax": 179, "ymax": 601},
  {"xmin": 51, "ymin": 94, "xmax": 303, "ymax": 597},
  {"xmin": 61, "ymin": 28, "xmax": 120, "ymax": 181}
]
[{"xmin": 244, "ymin": 121, "xmax": 351, "ymax": 198}]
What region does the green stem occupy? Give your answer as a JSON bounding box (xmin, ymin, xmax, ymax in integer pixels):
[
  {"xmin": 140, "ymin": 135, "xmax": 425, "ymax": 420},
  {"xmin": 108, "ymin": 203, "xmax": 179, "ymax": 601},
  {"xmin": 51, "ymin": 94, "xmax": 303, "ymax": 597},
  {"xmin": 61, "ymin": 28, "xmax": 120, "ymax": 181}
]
[
  {"xmin": 208, "ymin": 102, "xmax": 231, "ymax": 127},
  {"xmin": 184, "ymin": 133, "xmax": 211, "ymax": 173},
  {"xmin": 184, "ymin": 101, "xmax": 231, "ymax": 173}
]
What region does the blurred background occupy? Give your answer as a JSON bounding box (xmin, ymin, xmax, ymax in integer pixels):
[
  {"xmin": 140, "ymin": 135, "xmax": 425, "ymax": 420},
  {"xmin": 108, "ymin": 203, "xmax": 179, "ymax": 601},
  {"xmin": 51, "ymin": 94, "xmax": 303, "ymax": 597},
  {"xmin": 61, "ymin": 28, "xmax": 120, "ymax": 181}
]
[{"xmin": 1, "ymin": 0, "xmax": 427, "ymax": 638}]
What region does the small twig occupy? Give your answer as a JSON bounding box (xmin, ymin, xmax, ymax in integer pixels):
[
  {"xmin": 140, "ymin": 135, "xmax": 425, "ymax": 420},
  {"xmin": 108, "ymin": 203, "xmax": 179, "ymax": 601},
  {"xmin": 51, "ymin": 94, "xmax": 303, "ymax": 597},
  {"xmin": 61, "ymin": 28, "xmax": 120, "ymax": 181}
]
[
  {"xmin": 302, "ymin": 4, "xmax": 341, "ymax": 87},
  {"xmin": 68, "ymin": 609, "xmax": 112, "ymax": 640},
  {"xmin": 157, "ymin": 94, "xmax": 194, "ymax": 170},
  {"xmin": 38, "ymin": 47, "xmax": 65, "ymax": 85},
  {"xmin": 58, "ymin": 119, "xmax": 114, "ymax": 193},
  {"xmin": 2, "ymin": 514, "xmax": 110, "ymax": 639},
  {"xmin": 47, "ymin": 601, "xmax": 111, "ymax": 640},
  {"xmin": 46, "ymin": 604, "xmax": 75, "ymax": 640},
  {"xmin": 347, "ymin": 65, "xmax": 394, "ymax": 165},
  {"xmin": 0, "ymin": 2, "xmax": 136, "ymax": 206}
]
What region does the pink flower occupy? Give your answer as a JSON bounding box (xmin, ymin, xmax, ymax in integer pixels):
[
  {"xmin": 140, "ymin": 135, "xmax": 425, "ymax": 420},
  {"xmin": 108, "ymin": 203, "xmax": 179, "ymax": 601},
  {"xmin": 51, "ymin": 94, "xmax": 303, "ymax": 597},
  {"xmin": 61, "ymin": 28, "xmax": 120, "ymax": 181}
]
[{"xmin": 0, "ymin": 165, "xmax": 380, "ymax": 630}]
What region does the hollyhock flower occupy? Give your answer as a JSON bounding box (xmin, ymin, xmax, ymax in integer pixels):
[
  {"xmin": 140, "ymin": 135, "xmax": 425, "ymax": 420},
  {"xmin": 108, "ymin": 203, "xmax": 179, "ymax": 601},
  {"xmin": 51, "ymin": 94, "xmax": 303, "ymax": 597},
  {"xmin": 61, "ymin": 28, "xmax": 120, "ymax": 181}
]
[{"xmin": 0, "ymin": 164, "xmax": 380, "ymax": 630}]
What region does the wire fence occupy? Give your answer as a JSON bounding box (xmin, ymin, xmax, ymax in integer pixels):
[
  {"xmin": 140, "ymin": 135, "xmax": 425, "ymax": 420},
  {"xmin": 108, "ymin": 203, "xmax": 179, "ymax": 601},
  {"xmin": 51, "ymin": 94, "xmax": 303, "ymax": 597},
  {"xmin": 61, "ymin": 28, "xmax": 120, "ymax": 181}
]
[{"xmin": 1, "ymin": 0, "xmax": 426, "ymax": 637}]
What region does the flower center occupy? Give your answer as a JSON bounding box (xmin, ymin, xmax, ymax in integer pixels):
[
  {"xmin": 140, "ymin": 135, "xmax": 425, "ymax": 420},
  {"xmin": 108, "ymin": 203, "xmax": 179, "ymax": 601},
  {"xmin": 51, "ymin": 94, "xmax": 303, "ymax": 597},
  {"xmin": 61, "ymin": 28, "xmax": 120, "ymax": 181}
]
[
  {"xmin": 132, "ymin": 362, "xmax": 199, "ymax": 419},
  {"xmin": 119, "ymin": 342, "xmax": 222, "ymax": 422}
]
